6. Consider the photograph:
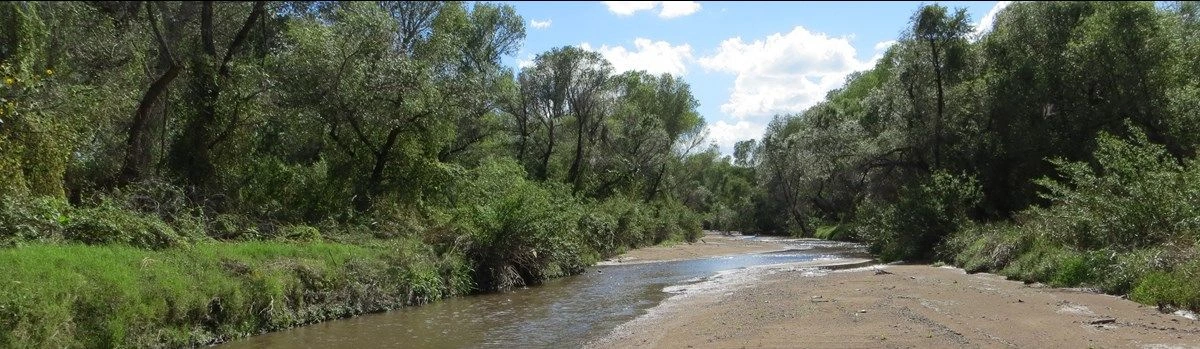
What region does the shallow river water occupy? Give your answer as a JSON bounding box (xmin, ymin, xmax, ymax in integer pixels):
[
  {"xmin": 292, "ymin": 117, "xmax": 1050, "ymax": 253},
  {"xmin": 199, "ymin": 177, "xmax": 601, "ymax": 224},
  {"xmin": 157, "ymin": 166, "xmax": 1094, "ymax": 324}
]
[{"xmin": 218, "ymin": 237, "xmax": 868, "ymax": 349}]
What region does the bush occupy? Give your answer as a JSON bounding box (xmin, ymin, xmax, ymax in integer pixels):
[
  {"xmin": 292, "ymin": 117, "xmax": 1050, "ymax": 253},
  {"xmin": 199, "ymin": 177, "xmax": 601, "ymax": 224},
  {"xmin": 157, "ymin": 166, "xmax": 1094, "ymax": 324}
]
[
  {"xmin": 0, "ymin": 195, "xmax": 202, "ymax": 249},
  {"xmin": 279, "ymin": 224, "xmax": 322, "ymax": 242},
  {"xmin": 1033, "ymin": 129, "xmax": 1200, "ymax": 250},
  {"xmin": 64, "ymin": 202, "xmax": 189, "ymax": 249},
  {"xmin": 209, "ymin": 213, "xmax": 263, "ymax": 241},
  {"xmin": 944, "ymin": 221, "xmax": 1036, "ymax": 273},
  {"xmin": 856, "ymin": 171, "xmax": 982, "ymax": 261},
  {"xmin": 1131, "ymin": 259, "xmax": 1200, "ymax": 311},
  {"xmin": 0, "ymin": 196, "xmax": 70, "ymax": 246},
  {"xmin": 578, "ymin": 208, "xmax": 619, "ymax": 256},
  {"xmin": 449, "ymin": 159, "xmax": 590, "ymax": 291}
]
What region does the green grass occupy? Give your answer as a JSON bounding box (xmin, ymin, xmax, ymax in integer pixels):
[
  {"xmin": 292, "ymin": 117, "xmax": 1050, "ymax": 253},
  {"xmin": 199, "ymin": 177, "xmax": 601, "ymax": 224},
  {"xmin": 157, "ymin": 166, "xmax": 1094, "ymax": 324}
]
[
  {"xmin": 0, "ymin": 240, "xmax": 470, "ymax": 348},
  {"xmin": 814, "ymin": 225, "xmax": 845, "ymax": 240},
  {"xmin": 945, "ymin": 225, "xmax": 1200, "ymax": 312}
]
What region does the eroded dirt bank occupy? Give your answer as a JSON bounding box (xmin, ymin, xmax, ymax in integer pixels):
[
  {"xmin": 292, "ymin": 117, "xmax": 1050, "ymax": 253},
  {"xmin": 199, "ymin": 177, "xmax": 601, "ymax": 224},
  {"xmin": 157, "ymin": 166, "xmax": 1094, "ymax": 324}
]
[{"xmin": 590, "ymin": 262, "xmax": 1200, "ymax": 349}]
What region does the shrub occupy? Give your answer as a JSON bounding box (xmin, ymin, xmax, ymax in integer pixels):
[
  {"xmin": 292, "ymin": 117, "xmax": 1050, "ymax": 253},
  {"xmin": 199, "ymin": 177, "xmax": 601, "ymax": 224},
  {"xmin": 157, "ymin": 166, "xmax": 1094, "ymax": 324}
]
[
  {"xmin": 280, "ymin": 224, "xmax": 322, "ymax": 242},
  {"xmin": 578, "ymin": 208, "xmax": 618, "ymax": 256},
  {"xmin": 0, "ymin": 196, "xmax": 70, "ymax": 246},
  {"xmin": 450, "ymin": 159, "xmax": 590, "ymax": 291},
  {"xmin": 63, "ymin": 202, "xmax": 188, "ymax": 249},
  {"xmin": 856, "ymin": 171, "xmax": 982, "ymax": 261},
  {"xmin": 1034, "ymin": 128, "xmax": 1200, "ymax": 250}
]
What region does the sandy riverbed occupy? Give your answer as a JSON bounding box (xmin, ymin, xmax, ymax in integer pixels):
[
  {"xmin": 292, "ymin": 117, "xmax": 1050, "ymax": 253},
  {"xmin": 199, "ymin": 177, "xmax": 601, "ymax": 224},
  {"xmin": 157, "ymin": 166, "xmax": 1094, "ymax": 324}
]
[
  {"xmin": 588, "ymin": 233, "xmax": 1200, "ymax": 348},
  {"xmin": 597, "ymin": 232, "xmax": 794, "ymax": 265}
]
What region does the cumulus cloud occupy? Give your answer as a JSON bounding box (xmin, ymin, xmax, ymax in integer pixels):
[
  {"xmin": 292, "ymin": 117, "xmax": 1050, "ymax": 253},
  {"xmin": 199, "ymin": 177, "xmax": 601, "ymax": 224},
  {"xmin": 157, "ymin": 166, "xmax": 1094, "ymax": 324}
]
[
  {"xmin": 516, "ymin": 54, "xmax": 536, "ymax": 69},
  {"xmin": 973, "ymin": 1, "xmax": 1013, "ymax": 39},
  {"xmin": 659, "ymin": 1, "xmax": 702, "ymax": 18},
  {"xmin": 698, "ymin": 26, "xmax": 881, "ymax": 120},
  {"xmin": 873, "ymin": 40, "xmax": 897, "ymax": 52},
  {"xmin": 705, "ymin": 120, "xmax": 766, "ymax": 155},
  {"xmin": 603, "ymin": 1, "xmax": 658, "ymax": 15},
  {"xmin": 602, "ymin": 1, "xmax": 702, "ymax": 19},
  {"xmin": 868, "ymin": 40, "xmax": 897, "ymax": 65},
  {"xmin": 580, "ymin": 38, "xmax": 693, "ymax": 76},
  {"xmin": 697, "ymin": 27, "xmax": 895, "ymax": 153},
  {"xmin": 530, "ymin": 19, "xmax": 552, "ymax": 29}
]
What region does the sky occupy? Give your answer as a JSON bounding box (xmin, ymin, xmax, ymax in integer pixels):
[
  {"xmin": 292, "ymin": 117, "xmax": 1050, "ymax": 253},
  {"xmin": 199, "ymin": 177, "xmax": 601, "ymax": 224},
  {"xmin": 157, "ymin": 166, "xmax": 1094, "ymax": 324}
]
[{"xmin": 498, "ymin": 1, "xmax": 1013, "ymax": 154}]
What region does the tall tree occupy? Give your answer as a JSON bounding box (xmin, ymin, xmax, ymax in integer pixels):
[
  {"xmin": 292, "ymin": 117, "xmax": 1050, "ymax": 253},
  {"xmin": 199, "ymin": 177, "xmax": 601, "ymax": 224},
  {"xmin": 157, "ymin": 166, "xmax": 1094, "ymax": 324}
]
[
  {"xmin": 167, "ymin": 0, "xmax": 266, "ymax": 195},
  {"xmin": 910, "ymin": 5, "xmax": 971, "ymax": 169}
]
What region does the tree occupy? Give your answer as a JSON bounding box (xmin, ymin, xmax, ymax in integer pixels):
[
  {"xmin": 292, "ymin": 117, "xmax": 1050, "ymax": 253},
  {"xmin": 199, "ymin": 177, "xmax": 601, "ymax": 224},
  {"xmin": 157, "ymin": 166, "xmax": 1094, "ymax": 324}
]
[
  {"xmin": 167, "ymin": 0, "xmax": 266, "ymax": 195},
  {"xmin": 910, "ymin": 4, "xmax": 972, "ymax": 169}
]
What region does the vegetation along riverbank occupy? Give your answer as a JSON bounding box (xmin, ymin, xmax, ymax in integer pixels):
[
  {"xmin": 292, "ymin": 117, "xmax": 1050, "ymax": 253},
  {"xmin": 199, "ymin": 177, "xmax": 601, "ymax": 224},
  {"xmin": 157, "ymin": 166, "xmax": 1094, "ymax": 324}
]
[{"xmin": 3, "ymin": 0, "xmax": 1200, "ymax": 347}]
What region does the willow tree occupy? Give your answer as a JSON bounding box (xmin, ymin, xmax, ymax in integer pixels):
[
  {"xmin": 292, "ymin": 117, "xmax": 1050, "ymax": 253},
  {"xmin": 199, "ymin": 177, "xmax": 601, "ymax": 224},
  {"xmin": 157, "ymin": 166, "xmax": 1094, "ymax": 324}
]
[
  {"xmin": 515, "ymin": 46, "xmax": 610, "ymax": 183},
  {"xmin": 167, "ymin": 1, "xmax": 267, "ymax": 194},
  {"xmin": 909, "ymin": 4, "xmax": 971, "ymax": 169}
]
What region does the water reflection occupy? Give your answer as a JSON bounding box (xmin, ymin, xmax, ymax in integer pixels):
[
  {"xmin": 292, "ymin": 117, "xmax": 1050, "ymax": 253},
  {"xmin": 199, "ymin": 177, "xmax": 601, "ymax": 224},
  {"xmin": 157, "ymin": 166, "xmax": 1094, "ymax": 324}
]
[{"xmin": 219, "ymin": 238, "xmax": 866, "ymax": 349}]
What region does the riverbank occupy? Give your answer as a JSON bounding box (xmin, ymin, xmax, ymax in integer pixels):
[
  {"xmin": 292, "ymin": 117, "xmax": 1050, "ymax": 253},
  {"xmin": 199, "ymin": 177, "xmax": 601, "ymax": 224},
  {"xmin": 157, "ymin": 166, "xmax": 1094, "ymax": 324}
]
[{"xmin": 590, "ymin": 262, "xmax": 1200, "ymax": 348}]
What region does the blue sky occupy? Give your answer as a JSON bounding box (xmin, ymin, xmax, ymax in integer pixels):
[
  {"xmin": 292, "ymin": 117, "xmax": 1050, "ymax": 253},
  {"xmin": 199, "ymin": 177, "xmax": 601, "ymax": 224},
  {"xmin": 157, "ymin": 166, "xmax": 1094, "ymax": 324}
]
[{"xmin": 498, "ymin": 1, "xmax": 1012, "ymax": 154}]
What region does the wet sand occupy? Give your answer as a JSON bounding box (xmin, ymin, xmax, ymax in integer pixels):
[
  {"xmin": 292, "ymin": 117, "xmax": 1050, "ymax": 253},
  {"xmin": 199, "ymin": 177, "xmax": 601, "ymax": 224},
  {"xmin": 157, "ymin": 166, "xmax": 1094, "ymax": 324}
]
[{"xmin": 590, "ymin": 238, "xmax": 1200, "ymax": 348}]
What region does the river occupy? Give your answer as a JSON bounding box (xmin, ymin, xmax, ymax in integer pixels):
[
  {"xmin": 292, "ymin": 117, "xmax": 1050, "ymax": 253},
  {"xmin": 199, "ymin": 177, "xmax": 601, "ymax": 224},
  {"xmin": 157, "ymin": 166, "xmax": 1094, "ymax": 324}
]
[{"xmin": 218, "ymin": 237, "xmax": 868, "ymax": 349}]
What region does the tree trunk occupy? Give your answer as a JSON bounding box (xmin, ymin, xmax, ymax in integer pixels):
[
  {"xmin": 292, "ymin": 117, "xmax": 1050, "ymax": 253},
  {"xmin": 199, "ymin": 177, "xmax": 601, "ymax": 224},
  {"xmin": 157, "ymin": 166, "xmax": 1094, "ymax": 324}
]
[
  {"xmin": 168, "ymin": 1, "xmax": 265, "ymax": 192},
  {"xmin": 120, "ymin": 64, "xmax": 179, "ymax": 183},
  {"xmin": 539, "ymin": 121, "xmax": 554, "ymax": 180},
  {"xmin": 356, "ymin": 127, "xmax": 401, "ymax": 212},
  {"xmin": 119, "ymin": 3, "xmax": 180, "ymax": 184},
  {"xmin": 929, "ymin": 38, "xmax": 945, "ymax": 169},
  {"xmin": 568, "ymin": 114, "xmax": 586, "ymax": 192}
]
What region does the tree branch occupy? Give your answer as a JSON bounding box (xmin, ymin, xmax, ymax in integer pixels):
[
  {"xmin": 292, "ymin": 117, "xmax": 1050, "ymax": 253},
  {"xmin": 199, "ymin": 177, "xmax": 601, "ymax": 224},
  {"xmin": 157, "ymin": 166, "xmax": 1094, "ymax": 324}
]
[{"xmin": 218, "ymin": 0, "xmax": 266, "ymax": 77}]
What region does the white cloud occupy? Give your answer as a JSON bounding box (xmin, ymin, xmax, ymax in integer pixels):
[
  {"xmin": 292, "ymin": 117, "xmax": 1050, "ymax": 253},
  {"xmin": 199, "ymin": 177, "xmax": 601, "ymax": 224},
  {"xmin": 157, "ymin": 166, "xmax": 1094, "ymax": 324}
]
[
  {"xmin": 873, "ymin": 40, "xmax": 897, "ymax": 52},
  {"xmin": 603, "ymin": 1, "xmax": 658, "ymax": 16},
  {"xmin": 705, "ymin": 120, "xmax": 766, "ymax": 154},
  {"xmin": 530, "ymin": 19, "xmax": 552, "ymax": 29},
  {"xmin": 659, "ymin": 1, "xmax": 702, "ymax": 18},
  {"xmin": 602, "ymin": 1, "xmax": 702, "ymax": 19},
  {"xmin": 698, "ymin": 26, "xmax": 884, "ymax": 120},
  {"xmin": 580, "ymin": 38, "xmax": 693, "ymax": 76},
  {"xmin": 868, "ymin": 40, "xmax": 897, "ymax": 65},
  {"xmin": 516, "ymin": 54, "xmax": 536, "ymax": 69},
  {"xmin": 972, "ymin": 1, "xmax": 1013, "ymax": 39}
]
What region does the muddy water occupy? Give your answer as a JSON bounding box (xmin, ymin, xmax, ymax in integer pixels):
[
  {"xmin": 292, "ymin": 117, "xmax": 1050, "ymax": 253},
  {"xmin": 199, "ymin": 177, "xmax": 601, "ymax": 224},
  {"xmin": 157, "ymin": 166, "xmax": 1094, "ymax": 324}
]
[{"xmin": 218, "ymin": 238, "xmax": 867, "ymax": 349}]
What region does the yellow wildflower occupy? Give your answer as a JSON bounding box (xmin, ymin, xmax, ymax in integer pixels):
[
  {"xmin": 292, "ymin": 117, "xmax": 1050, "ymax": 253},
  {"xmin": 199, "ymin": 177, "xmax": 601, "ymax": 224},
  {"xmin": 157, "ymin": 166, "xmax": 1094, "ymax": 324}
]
[
  {"xmin": 45, "ymin": 69, "xmax": 53, "ymax": 76},
  {"xmin": 3, "ymin": 77, "xmax": 12, "ymax": 85}
]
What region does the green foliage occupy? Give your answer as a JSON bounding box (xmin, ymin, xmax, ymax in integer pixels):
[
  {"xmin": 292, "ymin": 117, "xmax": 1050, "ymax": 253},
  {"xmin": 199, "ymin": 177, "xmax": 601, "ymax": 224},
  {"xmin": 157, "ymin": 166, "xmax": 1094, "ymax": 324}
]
[
  {"xmin": 0, "ymin": 195, "xmax": 200, "ymax": 249},
  {"xmin": 0, "ymin": 1, "xmax": 715, "ymax": 347},
  {"xmin": 15, "ymin": 0, "xmax": 1200, "ymax": 345},
  {"xmin": 943, "ymin": 130, "xmax": 1200, "ymax": 307},
  {"xmin": 856, "ymin": 171, "xmax": 981, "ymax": 261},
  {"xmin": 63, "ymin": 202, "xmax": 188, "ymax": 249},
  {"xmin": 1033, "ymin": 128, "xmax": 1200, "ymax": 250},
  {"xmin": 0, "ymin": 240, "xmax": 470, "ymax": 348},
  {"xmin": 814, "ymin": 225, "xmax": 850, "ymax": 241},
  {"xmin": 449, "ymin": 159, "xmax": 590, "ymax": 290},
  {"xmin": 0, "ymin": 196, "xmax": 70, "ymax": 246},
  {"xmin": 1131, "ymin": 259, "xmax": 1200, "ymax": 311}
]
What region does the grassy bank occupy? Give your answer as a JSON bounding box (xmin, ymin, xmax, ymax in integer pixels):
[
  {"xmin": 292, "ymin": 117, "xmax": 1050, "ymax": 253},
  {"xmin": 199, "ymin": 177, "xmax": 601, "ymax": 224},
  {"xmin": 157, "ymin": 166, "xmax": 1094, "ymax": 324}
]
[
  {"xmin": 0, "ymin": 240, "xmax": 471, "ymax": 347},
  {"xmin": 0, "ymin": 161, "xmax": 704, "ymax": 347},
  {"xmin": 940, "ymin": 131, "xmax": 1200, "ymax": 312}
]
